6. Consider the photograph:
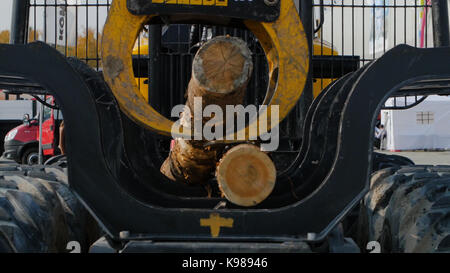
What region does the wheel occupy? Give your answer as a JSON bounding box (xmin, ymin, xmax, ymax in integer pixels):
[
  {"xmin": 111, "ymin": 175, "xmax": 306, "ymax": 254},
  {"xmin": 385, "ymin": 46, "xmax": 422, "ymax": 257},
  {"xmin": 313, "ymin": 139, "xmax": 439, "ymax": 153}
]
[
  {"xmin": 371, "ymin": 152, "xmax": 414, "ymax": 172},
  {"xmin": 0, "ymin": 165, "xmax": 98, "ymax": 252},
  {"xmin": 44, "ymin": 155, "xmax": 67, "ymax": 169},
  {"xmin": 343, "ymin": 152, "xmax": 414, "ymax": 240},
  {"xmin": 21, "ymin": 147, "xmax": 39, "ymax": 165},
  {"xmin": 358, "ymin": 165, "xmax": 450, "ymax": 253}
]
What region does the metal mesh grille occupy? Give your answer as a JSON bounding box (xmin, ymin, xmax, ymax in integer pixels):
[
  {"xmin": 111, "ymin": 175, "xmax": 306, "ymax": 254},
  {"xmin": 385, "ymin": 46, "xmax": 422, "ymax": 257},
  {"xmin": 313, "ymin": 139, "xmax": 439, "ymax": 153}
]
[
  {"xmin": 312, "ymin": 0, "xmax": 433, "ymax": 109},
  {"xmin": 27, "ymin": 2, "xmax": 436, "ymax": 79},
  {"xmin": 28, "ymin": 0, "xmax": 110, "ymax": 70},
  {"xmin": 313, "ymin": 1, "xmax": 433, "ymax": 63},
  {"xmin": 26, "ymin": 1, "xmax": 436, "ymax": 61},
  {"xmin": 26, "ymin": 1, "xmax": 269, "ymax": 105},
  {"xmin": 26, "ymin": 0, "xmax": 438, "ymax": 121}
]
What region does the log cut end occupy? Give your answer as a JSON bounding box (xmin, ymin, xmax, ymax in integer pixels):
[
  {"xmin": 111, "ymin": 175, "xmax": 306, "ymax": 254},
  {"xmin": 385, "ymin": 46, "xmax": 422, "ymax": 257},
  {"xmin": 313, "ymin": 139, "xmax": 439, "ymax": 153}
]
[
  {"xmin": 193, "ymin": 36, "xmax": 253, "ymax": 94},
  {"xmin": 216, "ymin": 144, "xmax": 276, "ymax": 207}
]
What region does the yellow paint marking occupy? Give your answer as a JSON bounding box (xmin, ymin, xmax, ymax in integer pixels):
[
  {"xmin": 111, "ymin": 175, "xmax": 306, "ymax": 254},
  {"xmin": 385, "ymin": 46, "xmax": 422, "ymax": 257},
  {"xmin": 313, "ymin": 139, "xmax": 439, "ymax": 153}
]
[{"xmin": 200, "ymin": 213, "xmax": 234, "ymax": 237}]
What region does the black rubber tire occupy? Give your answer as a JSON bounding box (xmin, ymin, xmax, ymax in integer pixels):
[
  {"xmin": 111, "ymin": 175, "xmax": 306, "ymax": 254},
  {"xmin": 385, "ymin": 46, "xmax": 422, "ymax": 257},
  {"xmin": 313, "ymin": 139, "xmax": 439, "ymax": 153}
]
[
  {"xmin": 21, "ymin": 147, "xmax": 39, "ymax": 165},
  {"xmin": 358, "ymin": 165, "xmax": 450, "ymax": 253},
  {"xmin": 371, "ymin": 152, "xmax": 414, "ymax": 172},
  {"xmin": 0, "ymin": 165, "xmax": 98, "ymax": 252},
  {"xmin": 343, "ymin": 152, "xmax": 414, "ymax": 239},
  {"xmin": 44, "ymin": 155, "xmax": 68, "ymax": 169}
]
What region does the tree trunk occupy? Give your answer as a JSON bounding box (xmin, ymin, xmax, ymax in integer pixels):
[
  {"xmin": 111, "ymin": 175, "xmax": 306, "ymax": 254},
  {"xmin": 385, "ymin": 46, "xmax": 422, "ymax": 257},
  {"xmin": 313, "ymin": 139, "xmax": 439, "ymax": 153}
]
[
  {"xmin": 216, "ymin": 144, "xmax": 276, "ymax": 207},
  {"xmin": 161, "ymin": 36, "xmax": 253, "ymax": 185}
]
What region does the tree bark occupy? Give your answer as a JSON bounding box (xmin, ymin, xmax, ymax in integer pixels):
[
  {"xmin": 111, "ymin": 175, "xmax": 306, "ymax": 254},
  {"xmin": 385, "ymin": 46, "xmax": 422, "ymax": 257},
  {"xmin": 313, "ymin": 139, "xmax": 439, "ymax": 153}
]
[{"xmin": 161, "ymin": 36, "xmax": 253, "ymax": 185}]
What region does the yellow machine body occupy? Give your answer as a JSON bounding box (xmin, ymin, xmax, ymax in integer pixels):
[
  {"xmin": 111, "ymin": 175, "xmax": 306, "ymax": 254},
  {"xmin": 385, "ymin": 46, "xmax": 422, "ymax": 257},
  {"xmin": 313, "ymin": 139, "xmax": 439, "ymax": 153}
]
[
  {"xmin": 312, "ymin": 39, "xmax": 338, "ymax": 98},
  {"xmin": 131, "ymin": 36, "xmax": 336, "ymax": 106},
  {"xmin": 131, "ymin": 38, "xmax": 333, "ymax": 104},
  {"xmin": 132, "ymin": 42, "xmax": 149, "ymax": 102}
]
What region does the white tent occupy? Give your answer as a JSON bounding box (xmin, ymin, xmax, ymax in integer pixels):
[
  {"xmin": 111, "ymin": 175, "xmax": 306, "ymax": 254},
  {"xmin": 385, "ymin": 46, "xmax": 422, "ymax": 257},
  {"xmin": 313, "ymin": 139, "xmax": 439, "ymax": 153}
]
[
  {"xmin": 316, "ymin": 0, "xmax": 435, "ymax": 59},
  {"xmin": 381, "ymin": 95, "xmax": 450, "ymax": 151}
]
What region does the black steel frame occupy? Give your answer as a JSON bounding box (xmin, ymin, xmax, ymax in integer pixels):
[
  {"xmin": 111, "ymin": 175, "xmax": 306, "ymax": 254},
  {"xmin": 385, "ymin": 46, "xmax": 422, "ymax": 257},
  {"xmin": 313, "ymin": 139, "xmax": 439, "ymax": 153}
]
[
  {"xmin": 1, "ymin": 0, "xmax": 449, "ymax": 248},
  {"xmin": 10, "ymin": 0, "xmax": 30, "ymax": 45},
  {"xmin": 432, "ymin": 0, "xmax": 450, "ymax": 46},
  {"xmin": 1, "ymin": 42, "xmax": 450, "ymax": 244}
]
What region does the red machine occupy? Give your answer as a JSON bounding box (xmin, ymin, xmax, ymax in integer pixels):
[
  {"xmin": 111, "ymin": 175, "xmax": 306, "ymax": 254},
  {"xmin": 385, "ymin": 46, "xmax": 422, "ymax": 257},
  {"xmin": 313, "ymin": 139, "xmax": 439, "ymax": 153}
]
[{"xmin": 2, "ymin": 96, "xmax": 61, "ymax": 164}]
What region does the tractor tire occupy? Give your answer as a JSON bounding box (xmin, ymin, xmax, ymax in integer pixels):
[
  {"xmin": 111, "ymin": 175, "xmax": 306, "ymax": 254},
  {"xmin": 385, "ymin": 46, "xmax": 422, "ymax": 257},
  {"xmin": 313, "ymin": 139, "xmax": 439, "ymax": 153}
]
[
  {"xmin": 44, "ymin": 155, "xmax": 68, "ymax": 169},
  {"xmin": 0, "ymin": 165, "xmax": 98, "ymax": 252},
  {"xmin": 371, "ymin": 152, "xmax": 414, "ymax": 172},
  {"xmin": 21, "ymin": 147, "xmax": 39, "ymax": 165},
  {"xmin": 358, "ymin": 165, "xmax": 450, "ymax": 253}
]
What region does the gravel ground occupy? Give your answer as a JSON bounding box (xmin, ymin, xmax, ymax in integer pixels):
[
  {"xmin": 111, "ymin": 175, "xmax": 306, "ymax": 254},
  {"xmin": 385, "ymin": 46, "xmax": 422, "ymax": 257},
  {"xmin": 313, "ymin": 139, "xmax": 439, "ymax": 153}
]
[{"xmin": 379, "ymin": 150, "xmax": 450, "ymax": 165}]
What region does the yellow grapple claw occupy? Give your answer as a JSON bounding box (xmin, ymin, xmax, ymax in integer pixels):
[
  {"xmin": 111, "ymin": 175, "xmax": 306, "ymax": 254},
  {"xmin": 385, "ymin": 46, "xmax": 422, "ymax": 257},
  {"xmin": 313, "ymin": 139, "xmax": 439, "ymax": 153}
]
[{"xmin": 101, "ymin": 0, "xmax": 309, "ymax": 140}]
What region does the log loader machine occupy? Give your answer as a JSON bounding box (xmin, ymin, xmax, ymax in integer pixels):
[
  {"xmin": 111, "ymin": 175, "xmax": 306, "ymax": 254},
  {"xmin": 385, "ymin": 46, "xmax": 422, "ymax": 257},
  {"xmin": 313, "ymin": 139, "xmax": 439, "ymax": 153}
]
[{"xmin": 0, "ymin": 0, "xmax": 449, "ymax": 253}]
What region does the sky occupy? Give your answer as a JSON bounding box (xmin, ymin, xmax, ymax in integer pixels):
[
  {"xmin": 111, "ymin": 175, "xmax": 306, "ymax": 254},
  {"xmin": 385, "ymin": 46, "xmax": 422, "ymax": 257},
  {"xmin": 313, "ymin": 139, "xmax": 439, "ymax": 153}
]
[
  {"xmin": 0, "ymin": 0, "xmax": 108, "ymax": 39},
  {"xmin": 0, "ymin": 0, "xmax": 13, "ymax": 31}
]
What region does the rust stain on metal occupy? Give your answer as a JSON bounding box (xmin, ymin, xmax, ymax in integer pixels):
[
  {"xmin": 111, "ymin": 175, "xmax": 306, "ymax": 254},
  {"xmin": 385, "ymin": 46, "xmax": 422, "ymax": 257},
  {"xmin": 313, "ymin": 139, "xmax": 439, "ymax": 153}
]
[{"xmin": 104, "ymin": 55, "xmax": 124, "ymax": 79}]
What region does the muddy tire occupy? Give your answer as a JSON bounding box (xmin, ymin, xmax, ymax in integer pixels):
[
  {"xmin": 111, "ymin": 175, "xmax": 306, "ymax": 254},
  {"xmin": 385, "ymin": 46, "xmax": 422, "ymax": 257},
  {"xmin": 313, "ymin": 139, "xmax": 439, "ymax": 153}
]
[
  {"xmin": 0, "ymin": 165, "xmax": 97, "ymax": 252},
  {"xmin": 371, "ymin": 152, "xmax": 414, "ymax": 172},
  {"xmin": 359, "ymin": 165, "xmax": 450, "ymax": 253},
  {"xmin": 44, "ymin": 155, "xmax": 68, "ymax": 169}
]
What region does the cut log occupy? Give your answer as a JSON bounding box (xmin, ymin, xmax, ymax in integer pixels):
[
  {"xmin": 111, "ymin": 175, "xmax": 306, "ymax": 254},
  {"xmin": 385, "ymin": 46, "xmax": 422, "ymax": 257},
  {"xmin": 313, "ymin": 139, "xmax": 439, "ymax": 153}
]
[
  {"xmin": 161, "ymin": 36, "xmax": 253, "ymax": 185},
  {"xmin": 216, "ymin": 144, "xmax": 276, "ymax": 207}
]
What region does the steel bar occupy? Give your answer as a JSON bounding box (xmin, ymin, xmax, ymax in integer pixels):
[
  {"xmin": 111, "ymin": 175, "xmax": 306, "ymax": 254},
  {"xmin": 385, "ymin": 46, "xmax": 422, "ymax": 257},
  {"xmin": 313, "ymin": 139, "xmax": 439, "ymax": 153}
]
[
  {"xmin": 10, "ymin": 0, "xmax": 29, "ymax": 44},
  {"xmin": 432, "ymin": 0, "xmax": 450, "ymax": 47}
]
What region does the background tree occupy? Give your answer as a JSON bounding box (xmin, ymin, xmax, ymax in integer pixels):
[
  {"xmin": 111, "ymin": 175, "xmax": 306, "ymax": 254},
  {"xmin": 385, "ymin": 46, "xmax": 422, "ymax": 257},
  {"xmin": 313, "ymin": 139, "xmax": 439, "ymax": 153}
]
[
  {"xmin": 0, "ymin": 27, "xmax": 101, "ymax": 69},
  {"xmin": 0, "ymin": 30, "xmax": 10, "ymax": 44},
  {"xmin": 28, "ymin": 28, "xmax": 40, "ymax": 42},
  {"xmin": 0, "ymin": 28, "xmax": 40, "ymax": 44},
  {"xmin": 67, "ymin": 28, "xmax": 102, "ymax": 69}
]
